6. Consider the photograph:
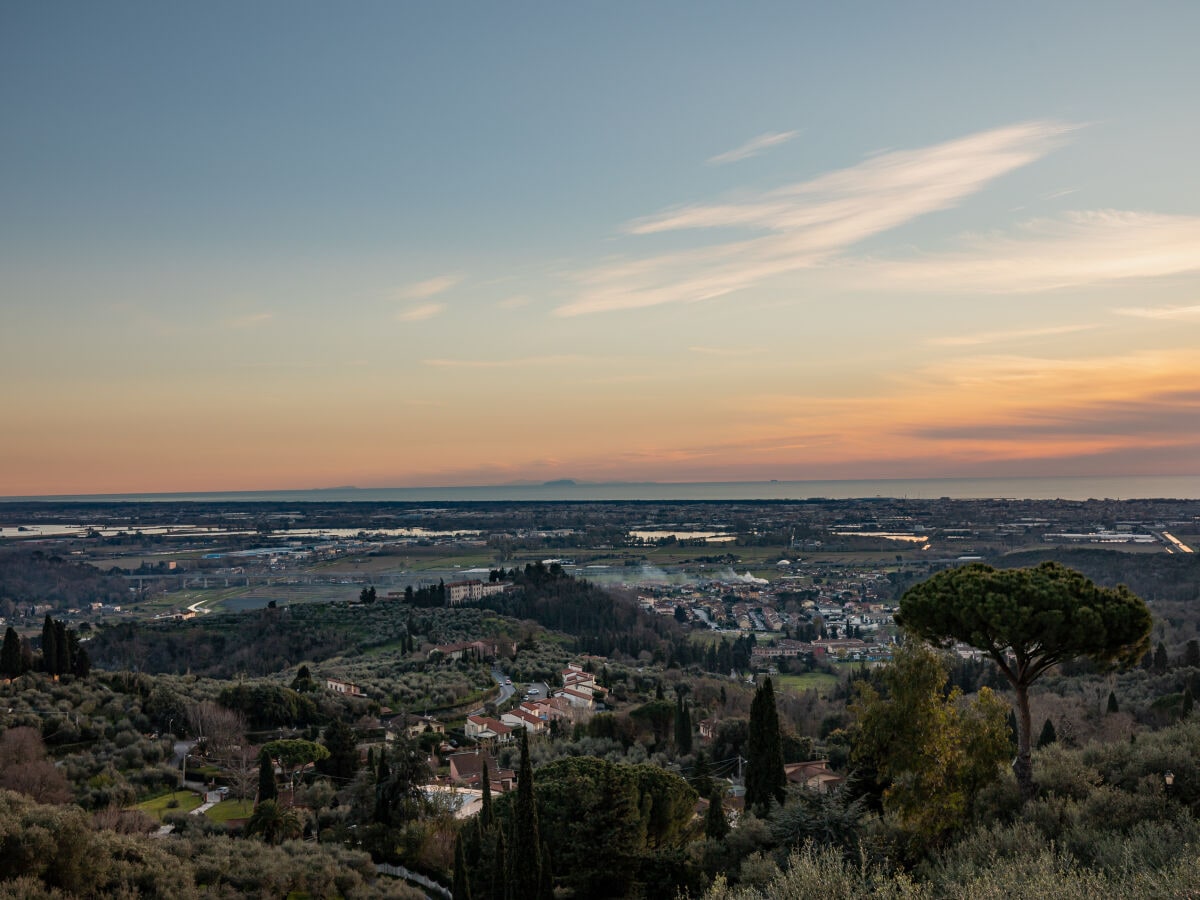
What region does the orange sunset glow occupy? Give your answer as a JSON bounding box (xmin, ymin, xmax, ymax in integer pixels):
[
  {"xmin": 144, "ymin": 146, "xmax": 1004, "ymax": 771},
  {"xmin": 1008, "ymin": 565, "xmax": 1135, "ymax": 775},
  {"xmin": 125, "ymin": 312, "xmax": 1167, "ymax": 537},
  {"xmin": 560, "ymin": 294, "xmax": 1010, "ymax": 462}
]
[{"xmin": 3, "ymin": 7, "xmax": 1199, "ymax": 498}]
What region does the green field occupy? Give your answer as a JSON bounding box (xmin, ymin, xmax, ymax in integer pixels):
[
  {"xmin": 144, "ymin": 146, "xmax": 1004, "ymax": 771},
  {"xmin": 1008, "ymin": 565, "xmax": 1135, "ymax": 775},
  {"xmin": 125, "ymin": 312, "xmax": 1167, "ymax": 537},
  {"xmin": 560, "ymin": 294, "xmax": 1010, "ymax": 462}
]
[
  {"xmin": 773, "ymin": 672, "xmax": 841, "ymax": 696},
  {"xmin": 135, "ymin": 790, "xmax": 203, "ymax": 820},
  {"xmin": 204, "ymin": 798, "xmax": 254, "ymax": 823}
]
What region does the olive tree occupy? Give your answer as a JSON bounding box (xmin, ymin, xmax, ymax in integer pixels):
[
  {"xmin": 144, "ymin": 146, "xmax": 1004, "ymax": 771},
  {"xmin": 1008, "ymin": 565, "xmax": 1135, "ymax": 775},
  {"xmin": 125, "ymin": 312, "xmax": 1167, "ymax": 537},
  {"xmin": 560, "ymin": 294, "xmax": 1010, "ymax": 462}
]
[{"xmin": 896, "ymin": 561, "xmax": 1151, "ymax": 800}]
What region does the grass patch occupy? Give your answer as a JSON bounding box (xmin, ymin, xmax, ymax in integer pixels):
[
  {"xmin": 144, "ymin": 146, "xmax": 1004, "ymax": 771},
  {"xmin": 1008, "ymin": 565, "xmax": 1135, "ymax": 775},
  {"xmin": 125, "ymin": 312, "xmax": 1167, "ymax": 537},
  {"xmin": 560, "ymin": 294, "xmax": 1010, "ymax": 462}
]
[
  {"xmin": 204, "ymin": 798, "xmax": 255, "ymax": 823},
  {"xmin": 773, "ymin": 672, "xmax": 841, "ymax": 696},
  {"xmin": 135, "ymin": 790, "xmax": 203, "ymax": 820},
  {"xmin": 688, "ymin": 630, "xmax": 740, "ymax": 647}
]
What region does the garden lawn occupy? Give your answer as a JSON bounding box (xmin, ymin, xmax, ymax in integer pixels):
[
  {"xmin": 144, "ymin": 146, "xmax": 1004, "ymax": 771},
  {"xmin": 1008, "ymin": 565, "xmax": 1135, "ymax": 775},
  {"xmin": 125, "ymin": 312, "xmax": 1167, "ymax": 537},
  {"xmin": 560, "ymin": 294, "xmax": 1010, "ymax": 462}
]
[
  {"xmin": 135, "ymin": 790, "xmax": 203, "ymax": 820},
  {"xmin": 204, "ymin": 798, "xmax": 255, "ymax": 823},
  {"xmin": 773, "ymin": 671, "xmax": 841, "ymax": 696}
]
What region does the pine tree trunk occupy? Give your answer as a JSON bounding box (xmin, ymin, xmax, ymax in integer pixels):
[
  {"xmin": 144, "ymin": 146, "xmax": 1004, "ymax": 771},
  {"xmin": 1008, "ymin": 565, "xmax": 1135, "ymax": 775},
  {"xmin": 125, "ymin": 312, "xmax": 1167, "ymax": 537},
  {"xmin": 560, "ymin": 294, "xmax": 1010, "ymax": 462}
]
[{"xmin": 1014, "ymin": 683, "xmax": 1035, "ymax": 801}]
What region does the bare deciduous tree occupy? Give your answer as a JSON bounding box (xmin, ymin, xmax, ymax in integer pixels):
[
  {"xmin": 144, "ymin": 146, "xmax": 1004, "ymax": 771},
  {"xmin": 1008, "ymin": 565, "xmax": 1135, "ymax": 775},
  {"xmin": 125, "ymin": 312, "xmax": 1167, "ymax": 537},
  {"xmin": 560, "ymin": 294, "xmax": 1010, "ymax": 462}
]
[
  {"xmin": 0, "ymin": 726, "xmax": 71, "ymax": 804},
  {"xmin": 222, "ymin": 743, "xmax": 261, "ymax": 801},
  {"xmin": 187, "ymin": 700, "xmax": 246, "ymax": 755}
]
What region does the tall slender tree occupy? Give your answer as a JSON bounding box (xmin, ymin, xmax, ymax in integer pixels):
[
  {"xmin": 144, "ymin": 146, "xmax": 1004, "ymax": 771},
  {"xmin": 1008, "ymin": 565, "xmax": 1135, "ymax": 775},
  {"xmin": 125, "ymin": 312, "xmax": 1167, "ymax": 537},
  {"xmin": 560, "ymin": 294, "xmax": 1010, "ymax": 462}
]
[
  {"xmin": 508, "ymin": 730, "xmax": 542, "ymax": 896},
  {"xmin": 491, "ymin": 830, "xmax": 507, "ymax": 900},
  {"xmin": 54, "ymin": 619, "xmax": 70, "ymax": 676},
  {"xmin": 40, "ymin": 615, "xmax": 57, "ymax": 675},
  {"xmin": 538, "ymin": 841, "xmax": 554, "ymax": 900},
  {"xmin": 1, "ymin": 626, "xmax": 23, "ymax": 676},
  {"xmin": 317, "ymin": 719, "xmax": 359, "ymax": 783},
  {"xmin": 480, "ymin": 759, "xmax": 493, "ymax": 830},
  {"xmin": 674, "ymin": 695, "xmax": 693, "ymax": 754},
  {"xmin": 691, "ymin": 748, "xmax": 714, "ymax": 799},
  {"xmin": 1037, "ymin": 717, "xmax": 1057, "ymax": 748},
  {"xmin": 257, "ymin": 748, "xmax": 277, "ymax": 803},
  {"xmin": 452, "ymin": 832, "xmax": 472, "ymax": 900},
  {"xmin": 745, "ymin": 677, "xmax": 786, "ymax": 812},
  {"xmin": 1185, "ymin": 639, "xmax": 1200, "ymax": 669},
  {"xmin": 705, "ymin": 788, "xmax": 730, "ymax": 839}
]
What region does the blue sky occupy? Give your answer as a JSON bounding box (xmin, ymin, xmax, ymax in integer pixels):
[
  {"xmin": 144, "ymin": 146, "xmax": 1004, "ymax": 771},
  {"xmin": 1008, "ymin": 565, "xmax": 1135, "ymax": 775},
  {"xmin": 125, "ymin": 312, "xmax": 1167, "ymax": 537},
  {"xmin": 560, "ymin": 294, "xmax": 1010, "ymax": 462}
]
[{"xmin": 3, "ymin": 2, "xmax": 1199, "ymax": 494}]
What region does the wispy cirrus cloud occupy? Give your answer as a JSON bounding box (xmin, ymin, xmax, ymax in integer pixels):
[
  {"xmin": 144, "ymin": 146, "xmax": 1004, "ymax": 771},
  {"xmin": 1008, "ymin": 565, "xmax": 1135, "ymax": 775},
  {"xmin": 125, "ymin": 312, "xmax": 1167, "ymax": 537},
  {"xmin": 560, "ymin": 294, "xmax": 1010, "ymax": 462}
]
[
  {"xmin": 399, "ymin": 275, "xmax": 460, "ymax": 300},
  {"xmin": 229, "ymin": 312, "xmax": 273, "ymax": 328},
  {"xmin": 707, "ymin": 130, "xmax": 798, "ymax": 165},
  {"xmin": 397, "ymin": 303, "xmax": 445, "ymax": 322},
  {"xmin": 1114, "ymin": 303, "xmax": 1200, "ymax": 320},
  {"xmin": 395, "ymin": 274, "xmax": 460, "ymax": 322},
  {"xmin": 688, "ymin": 345, "xmax": 756, "ymax": 356},
  {"xmin": 555, "ymin": 121, "xmax": 1075, "ymax": 316},
  {"xmin": 496, "ymin": 295, "xmax": 531, "ymax": 310},
  {"xmin": 927, "ymin": 323, "xmax": 1097, "ymax": 347},
  {"xmin": 909, "ymin": 389, "xmax": 1200, "ymax": 442},
  {"xmin": 839, "ymin": 210, "xmax": 1200, "ymax": 294},
  {"xmin": 422, "ymin": 354, "xmax": 584, "ymax": 369}
]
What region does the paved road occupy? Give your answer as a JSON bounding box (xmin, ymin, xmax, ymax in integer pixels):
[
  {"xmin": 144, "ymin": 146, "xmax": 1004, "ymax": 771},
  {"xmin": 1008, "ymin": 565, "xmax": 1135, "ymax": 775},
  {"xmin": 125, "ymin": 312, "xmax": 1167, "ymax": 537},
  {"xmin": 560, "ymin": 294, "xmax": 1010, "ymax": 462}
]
[
  {"xmin": 467, "ymin": 668, "xmax": 516, "ymax": 716},
  {"xmin": 491, "ymin": 668, "xmax": 515, "ymax": 704}
]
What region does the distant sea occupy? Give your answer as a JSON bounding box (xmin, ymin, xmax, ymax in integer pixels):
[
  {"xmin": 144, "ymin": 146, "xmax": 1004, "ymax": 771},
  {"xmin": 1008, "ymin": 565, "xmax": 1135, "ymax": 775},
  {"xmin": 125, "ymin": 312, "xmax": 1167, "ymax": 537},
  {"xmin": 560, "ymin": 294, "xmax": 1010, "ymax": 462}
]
[{"xmin": 7, "ymin": 475, "xmax": 1200, "ymax": 503}]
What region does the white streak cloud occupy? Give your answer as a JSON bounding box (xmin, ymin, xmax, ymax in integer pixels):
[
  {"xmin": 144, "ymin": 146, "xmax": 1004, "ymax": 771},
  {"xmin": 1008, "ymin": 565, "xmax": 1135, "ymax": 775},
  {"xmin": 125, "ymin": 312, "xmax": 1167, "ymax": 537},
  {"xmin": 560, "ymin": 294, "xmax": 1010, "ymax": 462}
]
[
  {"xmin": 688, "ymin": 345, "xmax": 756, "ymax": 356},
  {"xmin": 399, "ymin": 275, "xmax": 460, "ymax": 300},
  {"xmin": 1114, "ymin": 303, "xmax": 1200, "ymax": 320},
  {"xmin": 229, "ymin": 312, "xmax": 273, "ymax": 328},
  {"xmin": 397, "ymin": 303, "xmax": 445, "ymax": 322},
  {"xmin": 422, "ymin": 355, "xmax": 584, "ymax": 369},
  {"xmin": 927, "ymin": 324, "xmax": 1098, "ymax": 347},
  {"xmin": 556, "ymin": 121, "xmax": 1074, "ymax": 316},
  {"xmin": 707, "ymin": 130, "xmax": 798, "ymax": 165},
  {"xmin": 842, "ymin": 210, "xmax": 1200, "ymax": 294}
]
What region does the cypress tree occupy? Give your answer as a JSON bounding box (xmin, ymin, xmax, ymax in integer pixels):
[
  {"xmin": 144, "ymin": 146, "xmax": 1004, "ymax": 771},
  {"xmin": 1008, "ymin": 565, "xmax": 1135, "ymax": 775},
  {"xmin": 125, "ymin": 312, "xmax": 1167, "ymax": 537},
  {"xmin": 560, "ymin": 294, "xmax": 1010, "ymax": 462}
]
[
  {"xmin": 1183, "ymin": 687, "xmax": 1194, "ymax": 719},
  {"xmin": 705, "ymin": 788, "xmax": 730, "ymax": 839},
  {"xmin": 508, "ymin": 730, "xmax": 541, "ymax": 897},
  {"xmin": 257, "ymin": 749, "xmax": 277, "ymax": 803},
  {"xmin": 54, "ymin": 620, "xmax": 69, "ymax": 676},
  {"xmin": 745, "ymin": 677, "xmax": 786, "ymax": 812},
  {"xmin": 318, "ymin": 719, "xmax": 360, "ymax": 783},
  {"xmin": 463, "ymin": 815, "xmax": 484, "ymax": 899},
  {"xmin": 1107, "ymin": 691, "xmax": 1120, "ymax": 714},
  {"xmin": 1186, "ymin": 639, "xmax": 1200, "ymax": 669},
  {"xmin": 491, "ymin": 829, "xmax": 507, "ymax": 900},
  {"xmin": 452, "ymin": 832, "xmax": 472, "ymax": 900},
  {"xmin": 480, "ymin": 760, "xmax": 493, "ymax": 830},
  {"xmin": 1037, "ymin": 717, "xmax": 1057, "ymax": 748},
  {"xmin": 675, "ymin": 696, "xmax": 693, "ymax": 754},
  {"xmin": 691, "ymin": 748, "xmax": 714, "ymax": 798},
  {"xmin": 41, "ymin": 615, "xmax": 57, "ymax": 675},
  {"xmin": 71, "ymin": 643, "xmax": 90, "ymax": 679},
  {"xmin": 1154, "ymin": 642, "xmax": 1169, "ymax": 673},
  {"xmin": 538, "ymin": 841, "xmax": 554, "ymax": 900},
  {"xmin": 1, "ymin": 626, "xmax": 22, "ymax": 676},
  {"xmin": 375, "ymin": 752, "xmax": 392, "ymax": 824}
]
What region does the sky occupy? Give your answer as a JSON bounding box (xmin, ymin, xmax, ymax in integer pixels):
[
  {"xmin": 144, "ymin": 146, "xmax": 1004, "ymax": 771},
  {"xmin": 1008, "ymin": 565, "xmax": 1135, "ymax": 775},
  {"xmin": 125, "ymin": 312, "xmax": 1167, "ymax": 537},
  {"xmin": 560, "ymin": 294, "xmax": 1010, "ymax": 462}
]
[{"xmin": 3, "ymin": 2, "xmax": 1200, "ymax": 496}]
